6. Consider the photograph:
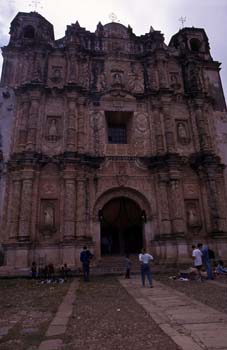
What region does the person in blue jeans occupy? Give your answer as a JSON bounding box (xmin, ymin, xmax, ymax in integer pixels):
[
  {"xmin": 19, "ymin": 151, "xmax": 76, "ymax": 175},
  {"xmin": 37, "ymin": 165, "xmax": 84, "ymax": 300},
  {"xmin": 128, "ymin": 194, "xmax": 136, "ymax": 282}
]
[
  {"xmin": 80, "ymin": 246, "xmax": 93, "ymax": 281},
  {"xmin": 198, "ymin": 243, "xmax": 213, "ymax": 280},
  {"xmin": 139, "ymin": 248, "xmax": 154, "ymax": 287}
]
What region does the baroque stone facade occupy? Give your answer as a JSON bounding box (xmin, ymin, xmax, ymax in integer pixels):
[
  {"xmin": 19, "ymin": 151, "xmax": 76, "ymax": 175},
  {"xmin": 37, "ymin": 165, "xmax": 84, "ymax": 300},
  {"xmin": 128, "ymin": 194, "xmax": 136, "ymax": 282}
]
[{"xmin": 0, "ymin": 11, "xmax": 227, "ymax": 269}]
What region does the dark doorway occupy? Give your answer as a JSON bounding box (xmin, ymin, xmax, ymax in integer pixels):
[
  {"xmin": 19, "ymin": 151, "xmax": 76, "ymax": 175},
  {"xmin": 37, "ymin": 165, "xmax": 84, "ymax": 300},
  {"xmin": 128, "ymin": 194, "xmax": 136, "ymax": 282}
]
[{"xmin": 100, "ymin": 197, "xmax": 143, "ymax": 256}]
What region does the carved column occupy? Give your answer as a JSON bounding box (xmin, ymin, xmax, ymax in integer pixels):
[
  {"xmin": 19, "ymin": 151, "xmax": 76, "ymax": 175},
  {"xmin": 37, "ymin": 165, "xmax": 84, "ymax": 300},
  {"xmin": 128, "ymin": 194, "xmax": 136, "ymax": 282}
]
[
  {"xmin": 66, "ymin": 94, "xmax": 77, "ymax": 151},
  {"xmin": 26, "ymin": 91, "xmax": 41, "ymax": 151},
  {"xmin": 76, "ymin": 174, "xmax": 86, "ymax": 238},
  {"xmin": 68, "ymin": 48, "xmax": 77, "ymax": 83},
  {"xmin": 157, "ymin": 57, "xmax": 169, "ymax": 89},
  {"xmin": 63, "ymin": 168, "xmax": 76, "ymax": 239},
  {"xmin": 215, "ymin": 173, "xmax": 227, "ymax": 232},
  {"xmin": 158, "ymin": 173, "xmax": 171, "ymax": 235},
  {"xmin": 77, "ymin": 100, "xmax": 85, "ymax": 153},
  {"xmin": 152, "ymin": 103, "xmax": 164, "ymax": 154},
  {"xmin": 17, "ymin": 96, "xmax": 30, "ymax": 152},
  {"xmin": 18, "ymin": 170, "xmax": 34, "ymax": 241},
  {"xmin": 194, "ymin": 100, "xmax": 211, "ymax": 152},
  {"xmin": 204, "ymin": 168, "xmax": 226, "ymax": 234},
  {"xmin": 8, "ymin": 173, "xmax": 21, "ymax": 239},
  {"xmin": 162, "ymin": 99, "xmax": 175, "ymax": 153},
  {"xmin": 169, "ymin": 174, "xmax": 185, "ymax": 234}
]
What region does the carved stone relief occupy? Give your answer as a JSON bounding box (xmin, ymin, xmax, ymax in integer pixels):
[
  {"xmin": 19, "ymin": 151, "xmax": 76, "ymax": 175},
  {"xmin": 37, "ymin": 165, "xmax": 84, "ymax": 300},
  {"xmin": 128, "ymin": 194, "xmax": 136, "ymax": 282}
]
[
  {"xmin": 169, "ymin": 72, "xmax": 181, "ymax": 91},
  {"xmin": 32, "ymin": 55, "xmax": 43, "ymax": 83},
  {"xmin": 90, "ymin": 111, "xmax": 105, "ymax": 154},
  {"xmin": 135, "ymin": 113, "xmax": 149, "ymax": 134},
  {"xmin": 50, "ymin": 66, "xmax": 63, "ymax": 83},
  {"xmin": 183, "ymin": 183, "xmax": 198, "ymax": 197},
  {"xmin": 134, "ymin": 112, "xmax": 150, "ymax": 155},
  {"xmin": 185, "ymin": 63, "xmax": 204, "ymax": 92},
  {"xmin": 116, "ymin": 163, "xmax": 129, "ymax": 187},
  {"xmin": 97, "ymin": 72, "xmax": 106, "ymax": 91},
  {"xmin": 111, "ymin": 70, "xmax": 124, "ymax": 88},
  {"xmin": 68, "ymin": 52, "xmax": 77, "ymax": 83},
  {"xmin": 79, "ymin": 61, "xmax": 89, "ymax": 88},
  {"xmin": 147, "ymin": 65, "xmax": 159, "ymax": 90},
  {"xmin": 127, "ymin": 63, "xmax": 144, "ymax": 93}
]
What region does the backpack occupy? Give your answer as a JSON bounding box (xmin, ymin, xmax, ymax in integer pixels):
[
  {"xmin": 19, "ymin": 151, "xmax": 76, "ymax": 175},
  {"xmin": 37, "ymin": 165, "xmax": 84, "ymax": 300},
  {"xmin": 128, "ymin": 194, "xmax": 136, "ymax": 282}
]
[{"xmin": 208, "ymin": 249, "xmax": 215, "ymax": 260}]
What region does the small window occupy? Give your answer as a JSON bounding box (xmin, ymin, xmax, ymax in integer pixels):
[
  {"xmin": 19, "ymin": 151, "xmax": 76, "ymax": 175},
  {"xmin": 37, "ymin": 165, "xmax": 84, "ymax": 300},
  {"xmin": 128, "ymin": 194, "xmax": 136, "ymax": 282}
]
[
  {"xmin": 108, "ymin": 124, "xmax": 127, "ymax": 144},
  {"xmin": 106, "ymin": 111, "xmax": 132, "ymax": 144},
  {"xmin": 190, "ymin": 38, "xmax": 201, "ymax": 52},
  {"xmin": 23, "ymin": 25, "xmax": 35, "ymax": 39}
]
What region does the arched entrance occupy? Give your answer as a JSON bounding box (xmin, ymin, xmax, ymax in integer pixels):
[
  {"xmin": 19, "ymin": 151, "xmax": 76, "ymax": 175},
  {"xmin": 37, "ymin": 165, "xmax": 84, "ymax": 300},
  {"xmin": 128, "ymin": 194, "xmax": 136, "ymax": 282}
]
[{"xmin": 100, "ymin": 197, "xmax": 143, "ymax": 255}]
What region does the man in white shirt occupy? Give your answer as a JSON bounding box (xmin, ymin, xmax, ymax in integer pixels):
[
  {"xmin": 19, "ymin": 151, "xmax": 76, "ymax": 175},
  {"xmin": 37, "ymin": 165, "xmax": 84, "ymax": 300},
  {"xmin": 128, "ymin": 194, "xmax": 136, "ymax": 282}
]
[
  {"xmin": 139, "ymin": 248, "xmax": 154, "ymax": 287},
  {"xmin": 192, "ymin": 244, "xmax": 203, "ymax": 280}
]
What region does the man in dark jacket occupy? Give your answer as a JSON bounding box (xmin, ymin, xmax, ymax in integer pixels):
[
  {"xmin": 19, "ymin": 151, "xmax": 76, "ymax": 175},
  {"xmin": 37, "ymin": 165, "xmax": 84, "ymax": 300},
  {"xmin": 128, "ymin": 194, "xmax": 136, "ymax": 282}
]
[
  {"xmin": 80, "ymin": 246, "xmax": 93, "ymax": 281},
  {"xmin": 198, "ymin": 243, "xmax": 213, "ymax": 280}
]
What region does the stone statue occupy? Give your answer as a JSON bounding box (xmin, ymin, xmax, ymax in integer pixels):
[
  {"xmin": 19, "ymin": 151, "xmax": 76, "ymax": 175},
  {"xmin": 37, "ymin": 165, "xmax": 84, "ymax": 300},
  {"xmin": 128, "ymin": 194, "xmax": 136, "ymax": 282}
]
[
  {"xmin": 177, "ymin": 122, "xmax": 189, "ymax": 144},
  {"xmin": 178, "ymin": 123, "xmax": 187, "ymax": 138},
  {"xmin": 112, "ymin": 72, "xmax": 122, "ymax": 86},
  {"xmin": 187, "ymin": 207, "xmax": 198, "ymax": 227},
  {"xmin": 189, "ymin": 65, "xmax": 203, "ymax": 91},
  {"xmin": 48, "ymin": 119, "xmax": 58, "ymax": 140},
  {"xmin": 97, "ymin": 72, "xmax": 106, "ymax": 91},
  {"xmin": 44, "ymin": 206, "xmax": 54, "ymax": 227}
]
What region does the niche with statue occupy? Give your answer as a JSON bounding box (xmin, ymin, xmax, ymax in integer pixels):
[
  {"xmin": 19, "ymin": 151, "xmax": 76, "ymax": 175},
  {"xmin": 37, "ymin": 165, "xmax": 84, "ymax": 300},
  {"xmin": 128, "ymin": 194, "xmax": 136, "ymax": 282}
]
[
  {"xmin": 40, "ymin": 199, "xmax": 57, "ymax": 237},
  {"xmin": 176, "ymin": 120, "xmax": 191, "ymax": 145},
  {"xmin": 46, "ymin": 116, "xmax": 62, "ymax": 142},
  {"xmin": 185, "ymin": 199, "xmax": 202, "ymax": 232}
]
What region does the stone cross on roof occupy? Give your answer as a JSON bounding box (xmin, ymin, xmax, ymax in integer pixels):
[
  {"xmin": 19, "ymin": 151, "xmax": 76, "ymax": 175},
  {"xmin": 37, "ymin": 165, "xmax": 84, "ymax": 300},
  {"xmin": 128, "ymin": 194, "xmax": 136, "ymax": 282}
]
[
  {"xmin": 179, "ymin": 16, "xmax": 186, "ymax": 29},
  {"xmin": 29, "ymin": 0, "xmax": 43, "ymax": 12}
]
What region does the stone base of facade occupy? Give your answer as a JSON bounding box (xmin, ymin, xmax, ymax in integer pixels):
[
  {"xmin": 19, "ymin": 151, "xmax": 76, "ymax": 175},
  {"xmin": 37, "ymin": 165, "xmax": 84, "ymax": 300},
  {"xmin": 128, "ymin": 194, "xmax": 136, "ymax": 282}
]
[
  {"xmin": 2, "ymin": 238, "xmax": 95, "ymax": 270},
  {"xmin": 153, "ymin": 235, "xmax": 227, "ymax": 265},
  {"xmin": 1, "ymin": 235, "xmax": 227, "ymax": 274}
]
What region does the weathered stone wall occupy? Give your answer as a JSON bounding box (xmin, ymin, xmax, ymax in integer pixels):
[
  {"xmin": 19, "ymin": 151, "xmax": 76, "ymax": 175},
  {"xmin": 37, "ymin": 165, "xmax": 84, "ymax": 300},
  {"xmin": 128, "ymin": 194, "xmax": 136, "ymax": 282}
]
[{"xmin": 1, "ymin": 12, "xmax": 227, "ymax": 270}]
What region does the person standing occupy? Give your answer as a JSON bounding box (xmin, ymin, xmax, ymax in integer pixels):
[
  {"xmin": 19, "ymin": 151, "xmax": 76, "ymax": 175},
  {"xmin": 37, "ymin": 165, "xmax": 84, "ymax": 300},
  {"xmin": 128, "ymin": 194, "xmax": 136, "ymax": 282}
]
[
  {"xmin": 31, "ymin": 261, "xmax": 37, "ymax": 279},
  {"xmin": 139, "ymin": 248, "xmax": 154, "ymax": 287},
  {"xmin": 198, "ymin": 243, "xmax": 213, "ymax": 280},
  {"xmin": 124, "ymin": 254, "xmax": 132, "ymax": 279},
  {"xmin": 80, "ymin": 246, "xmax": 93, "ymax": 282},
  {"xmin": 192, "ymin": 244, "xmax": 203, "ymax": 281}
]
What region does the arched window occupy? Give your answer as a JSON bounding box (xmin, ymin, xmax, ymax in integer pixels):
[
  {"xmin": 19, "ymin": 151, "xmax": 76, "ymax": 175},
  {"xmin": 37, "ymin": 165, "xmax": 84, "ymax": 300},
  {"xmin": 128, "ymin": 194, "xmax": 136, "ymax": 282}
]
[
  {"xmin": 23, "ymin": 25, "xmax": 35, "ymax": 39},
  {"xmin": 190, "ymin": 38, "xmax": 201, "ymax": 52}
]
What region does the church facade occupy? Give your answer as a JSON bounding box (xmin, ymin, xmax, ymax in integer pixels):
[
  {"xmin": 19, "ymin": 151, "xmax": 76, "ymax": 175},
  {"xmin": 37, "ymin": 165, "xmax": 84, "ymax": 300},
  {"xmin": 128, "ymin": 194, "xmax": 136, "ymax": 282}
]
[{"xmin": 0, "ymin": 11, "xmax": 227, "ymax": 269}]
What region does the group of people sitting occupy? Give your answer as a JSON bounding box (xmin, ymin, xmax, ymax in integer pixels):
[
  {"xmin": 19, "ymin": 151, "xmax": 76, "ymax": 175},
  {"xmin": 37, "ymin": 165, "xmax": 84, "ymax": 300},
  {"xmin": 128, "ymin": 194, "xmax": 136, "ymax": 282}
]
[
  {"xmin": 31, "ymin": 261, "xmax": 71, "ymax": 283},
  {"xmin": 175, "ymin": 244, "xmax": 227, "ymax": 281}
]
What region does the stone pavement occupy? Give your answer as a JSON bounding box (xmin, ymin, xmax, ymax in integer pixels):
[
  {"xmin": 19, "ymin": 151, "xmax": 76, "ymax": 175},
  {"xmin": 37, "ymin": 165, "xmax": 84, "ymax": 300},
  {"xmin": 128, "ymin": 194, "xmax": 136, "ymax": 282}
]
[
  {"xmin": 28, "ymin": 276, "xmax": 227, "ymax": 350},
  {"xmin": 38, "ymin": 279, "xmax": 78, "ymax": 350},
  {"xmin": 120, "ymin": 276, "xmax": 227, "ymax": 350}
]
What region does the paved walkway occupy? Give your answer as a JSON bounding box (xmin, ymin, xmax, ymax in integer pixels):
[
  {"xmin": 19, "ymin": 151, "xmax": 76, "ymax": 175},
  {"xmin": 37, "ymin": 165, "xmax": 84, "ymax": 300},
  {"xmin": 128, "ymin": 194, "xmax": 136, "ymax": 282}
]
[
  {"xmin": 34, "ymin": 277, "xmax": 227, "ymax": 350},
  {"xmin": 120, "ymin": 276, "xmax": 227, "ymax": 350},
  {"xmin": 38, "ymin": 279, "xmax": 78, "ymax": 350}
]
